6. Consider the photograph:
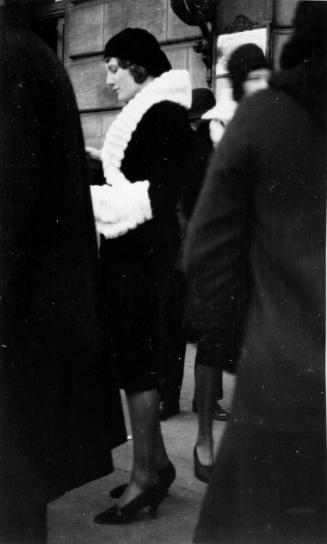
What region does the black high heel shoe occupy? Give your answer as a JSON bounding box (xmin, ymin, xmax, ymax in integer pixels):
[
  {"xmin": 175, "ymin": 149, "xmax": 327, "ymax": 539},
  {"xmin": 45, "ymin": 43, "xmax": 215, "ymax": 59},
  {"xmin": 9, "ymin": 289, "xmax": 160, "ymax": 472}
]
[
  {"xmin": 193, "ymin": 446, "xmax": 213, "ymax": 484},
  {"xmin": 110, "ymin": 461, "xmax": 176, "ymax": 499},
  {"xmin": 94, "ymin": 483, "xmax": 162, "ymax": 525}
]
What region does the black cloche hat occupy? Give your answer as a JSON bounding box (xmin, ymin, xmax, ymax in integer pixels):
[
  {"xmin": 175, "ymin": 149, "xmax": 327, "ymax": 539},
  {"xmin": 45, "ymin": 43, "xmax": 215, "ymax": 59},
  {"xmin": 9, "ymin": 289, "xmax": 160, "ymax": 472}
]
[
  {"xmin": 104, "ymin": 28, "xmax": 171, "ymax": 77},
  {"xmin": 189, "ymin": 88, "xmax": 216, "ymax": 120}
]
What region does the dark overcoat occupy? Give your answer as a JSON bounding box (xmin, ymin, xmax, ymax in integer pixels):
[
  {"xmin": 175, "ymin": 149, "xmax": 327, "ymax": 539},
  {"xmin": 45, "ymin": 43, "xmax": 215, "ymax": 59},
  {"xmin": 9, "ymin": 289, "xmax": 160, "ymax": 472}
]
[
  {"xmin": 0, "ymin": 8, "xmax": 125, "ymax": 539},
  {"xmin": 184, "ymin": 63, "xmax": 326, "ymax": 542},
  {"xmin": 99, "ymin": 100, "xmax": 195, "ymax": 392}
]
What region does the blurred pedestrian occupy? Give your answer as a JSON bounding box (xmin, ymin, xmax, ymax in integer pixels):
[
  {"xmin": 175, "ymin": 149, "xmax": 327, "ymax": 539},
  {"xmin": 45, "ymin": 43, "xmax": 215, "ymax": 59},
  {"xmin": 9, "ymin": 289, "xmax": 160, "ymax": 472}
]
[
  {"xmin": 0, "ymin": 1, "xmax": 125, "ymax": 542},
  {"xmin": 185, "ymin": 1, "xmax": 327, "ymax": 541},
  {"xmin": 184, "ymin": 91, "xmax": 237, "ymax": 483},
  {"xmin": 227, "ymin": 42, "xmax": 271, "ymax": 102},
  {"xmin": 182, "ymin": 88, "xmax": 216, "ymax": 217},
  {"xmin": 159, "ymin": 88, "xmax": 216, "ymax": 423}
]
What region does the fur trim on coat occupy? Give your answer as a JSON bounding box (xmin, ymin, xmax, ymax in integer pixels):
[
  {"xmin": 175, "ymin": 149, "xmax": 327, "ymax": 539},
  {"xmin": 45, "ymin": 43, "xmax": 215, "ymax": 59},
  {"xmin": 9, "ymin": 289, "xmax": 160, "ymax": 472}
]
[{"xmin": 91, "ymin": 69, "xmax": 192, "ymax": 238}]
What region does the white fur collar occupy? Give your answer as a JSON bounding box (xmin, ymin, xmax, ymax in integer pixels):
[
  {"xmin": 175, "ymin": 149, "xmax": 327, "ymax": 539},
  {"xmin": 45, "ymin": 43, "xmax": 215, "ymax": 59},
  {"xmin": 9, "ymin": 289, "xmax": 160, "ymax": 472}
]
[
  {"xmin": 101, "ymin": 69, "xmax": 192, "ymax": 184},
  {"xmin": 91, "ymin": 69, "xmax": 191, "ymax": 239}
]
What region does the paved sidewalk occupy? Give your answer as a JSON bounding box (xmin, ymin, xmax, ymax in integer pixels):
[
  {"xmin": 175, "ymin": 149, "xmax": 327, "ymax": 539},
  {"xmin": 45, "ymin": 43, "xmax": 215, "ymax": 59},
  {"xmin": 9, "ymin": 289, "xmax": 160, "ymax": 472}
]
[{"xmin": 48, "ymin": 345, "xmax": 236, "ymax": 544}]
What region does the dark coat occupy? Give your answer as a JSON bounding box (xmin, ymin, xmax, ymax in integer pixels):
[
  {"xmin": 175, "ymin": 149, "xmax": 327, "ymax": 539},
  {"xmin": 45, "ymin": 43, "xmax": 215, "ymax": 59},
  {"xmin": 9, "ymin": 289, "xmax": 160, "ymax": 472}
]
[
  {"xmin": 184, "ymin": 62, "xmax": 326, "ymax": 542},
  {"xmin": 181, "ymin": 119, "xmax": 213, "ymax": 220},
  {"xmin": 0, "ymin": 11, "xmax": 125, "ymax": 540},
  {"xmin": 99, "ymin": 100, "xmax": 195, "ymax": 392}
]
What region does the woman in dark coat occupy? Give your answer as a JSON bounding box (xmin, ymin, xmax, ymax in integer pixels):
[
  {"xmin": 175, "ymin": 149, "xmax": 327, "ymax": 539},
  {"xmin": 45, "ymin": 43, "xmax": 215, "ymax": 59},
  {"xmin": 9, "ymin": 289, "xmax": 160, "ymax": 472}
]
[
  {"xmin": 88, "ymin": 28, "xmax": 194, "ymax": 524},
  {"xmin": 0, "ymin": 2, "xmax": 125, "ymax": 542},
  {"xmin": 184, "ymin": 2, "xmax": 327, "ymax": 542}
]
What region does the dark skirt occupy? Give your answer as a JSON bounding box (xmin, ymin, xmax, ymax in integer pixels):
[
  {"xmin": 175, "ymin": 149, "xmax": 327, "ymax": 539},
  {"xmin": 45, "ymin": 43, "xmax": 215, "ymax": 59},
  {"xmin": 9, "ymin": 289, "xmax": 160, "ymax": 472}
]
[{"xmin": 100, "ymin": 233, "xmax": 178, "ymax": 393}]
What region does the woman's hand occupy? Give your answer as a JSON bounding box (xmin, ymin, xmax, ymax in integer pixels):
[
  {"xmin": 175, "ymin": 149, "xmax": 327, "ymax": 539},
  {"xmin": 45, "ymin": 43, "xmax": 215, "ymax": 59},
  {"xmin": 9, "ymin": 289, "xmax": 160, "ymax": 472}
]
[{"xmin": 85, "ymin": 146, "xmax": 102, "ymax": 160}]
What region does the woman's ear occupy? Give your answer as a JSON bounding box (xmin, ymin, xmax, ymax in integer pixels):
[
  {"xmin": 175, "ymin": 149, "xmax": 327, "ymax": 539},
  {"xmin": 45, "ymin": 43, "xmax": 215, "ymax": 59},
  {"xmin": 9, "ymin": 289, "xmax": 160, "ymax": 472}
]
[{"xmin": 131, "ymin": 65, "xmax": 149, "ymax": 84}]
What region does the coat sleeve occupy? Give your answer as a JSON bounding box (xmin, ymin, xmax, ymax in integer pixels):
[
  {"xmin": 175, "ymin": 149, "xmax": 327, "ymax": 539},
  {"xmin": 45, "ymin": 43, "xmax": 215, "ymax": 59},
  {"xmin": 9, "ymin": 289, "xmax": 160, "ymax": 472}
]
[
  {"xmin": 183, "ymin": 104, "xmax": 254, "ymax": 360},
  {"xmin": 139, "ymin": 101, "xmax": 195, "ymax": 218}
]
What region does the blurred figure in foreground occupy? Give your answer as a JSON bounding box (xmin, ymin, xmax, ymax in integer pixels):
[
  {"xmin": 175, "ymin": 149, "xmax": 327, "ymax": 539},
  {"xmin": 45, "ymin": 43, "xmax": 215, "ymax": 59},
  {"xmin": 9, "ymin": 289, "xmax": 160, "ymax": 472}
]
[
  {"xmin": 0, "ymin": 1, "xmax": 125, "ymax": 542},
  {"xmin": 185, "ymin": 1, "xmax": 327, "ymax": 542}
]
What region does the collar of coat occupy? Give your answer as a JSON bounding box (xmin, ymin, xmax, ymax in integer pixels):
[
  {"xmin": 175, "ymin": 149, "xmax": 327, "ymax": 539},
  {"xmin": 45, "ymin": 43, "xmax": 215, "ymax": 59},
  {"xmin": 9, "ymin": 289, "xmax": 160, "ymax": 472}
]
[
  {"xmin": 101, "ymin": 69, "xmax": 192, "ymax": 185},
  {"xmin": 91, "ymin": 69, "xmax": 191, "ymax": 240}
]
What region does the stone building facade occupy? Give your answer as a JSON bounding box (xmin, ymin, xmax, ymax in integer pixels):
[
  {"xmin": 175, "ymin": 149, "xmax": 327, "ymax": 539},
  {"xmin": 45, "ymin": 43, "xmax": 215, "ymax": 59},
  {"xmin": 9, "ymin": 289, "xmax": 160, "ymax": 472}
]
[{"xmin": 32, "ymin": 0, "xmax": 298, "ymax": 147}]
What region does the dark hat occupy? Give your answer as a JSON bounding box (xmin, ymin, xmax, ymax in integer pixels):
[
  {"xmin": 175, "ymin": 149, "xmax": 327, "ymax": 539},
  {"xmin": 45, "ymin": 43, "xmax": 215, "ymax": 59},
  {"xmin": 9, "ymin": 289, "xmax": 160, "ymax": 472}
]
[
  {"xmin": 280, "ymin": 1, "xmax": 327, "ymax": 70},
  {"xmin": 104, "ymin": 28, "xmax": 171, "ymax": 77},
  {"xmin": 189, "ymin": 88, "xmax": 215, "ymax": 120},
  {"xmin": 227, "ymin": 43, "xmax": 268, "ymax": 101}
]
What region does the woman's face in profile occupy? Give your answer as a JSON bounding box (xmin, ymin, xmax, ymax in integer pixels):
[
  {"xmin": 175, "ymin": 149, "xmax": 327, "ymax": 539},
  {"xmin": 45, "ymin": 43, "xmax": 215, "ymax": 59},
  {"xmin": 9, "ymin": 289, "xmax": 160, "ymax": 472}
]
[{"xmin": 105, "ymin": 57, "xmax": 140, "ymax": 103}]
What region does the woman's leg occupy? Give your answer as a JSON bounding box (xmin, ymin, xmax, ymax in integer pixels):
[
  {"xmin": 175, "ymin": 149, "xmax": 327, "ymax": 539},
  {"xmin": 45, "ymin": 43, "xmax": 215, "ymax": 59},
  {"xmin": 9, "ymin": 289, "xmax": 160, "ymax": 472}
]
[
  {"xmin": 194, "ymin": 363, "xmax": 218, "ymax": 466},
  {"xmin": 118, "ymin": 388, "xmax": 169, "ymax": 507}
]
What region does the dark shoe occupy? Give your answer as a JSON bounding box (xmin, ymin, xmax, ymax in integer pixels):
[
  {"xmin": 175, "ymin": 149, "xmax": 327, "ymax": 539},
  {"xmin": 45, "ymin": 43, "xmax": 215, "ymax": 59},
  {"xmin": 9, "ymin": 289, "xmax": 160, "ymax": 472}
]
[
  {"xmin": 159, "ymin": 401, "xmax": 180, "ymax": 421},
  {"xmin": 110, "ymin": 461, "xmax": 176, "ymax": 499},
  {"xmin": 212, "ymin": 402, "xmax": 230, "ymax": 422},
  {"xmin": 94, "ymin": 483, "xmax": 163, "ymax": 525},
  {"xmin": 193, "ymin": 446, "xmax": 213, "ymax": 484}
]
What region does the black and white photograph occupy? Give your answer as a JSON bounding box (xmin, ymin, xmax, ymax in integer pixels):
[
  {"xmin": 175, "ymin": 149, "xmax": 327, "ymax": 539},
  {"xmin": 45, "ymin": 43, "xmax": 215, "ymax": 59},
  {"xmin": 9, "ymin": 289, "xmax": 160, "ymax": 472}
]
[{"xmin": 0, "ymin": 1, "xmax": 326, "ymax": 543}]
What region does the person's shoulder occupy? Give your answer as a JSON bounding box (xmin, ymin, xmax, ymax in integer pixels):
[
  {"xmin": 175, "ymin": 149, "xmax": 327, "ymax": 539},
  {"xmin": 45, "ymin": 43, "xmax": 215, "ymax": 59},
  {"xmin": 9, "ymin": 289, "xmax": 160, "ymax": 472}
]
[
  {"xmin": 2, "ymin": 24, "xmax": 65, "ymax": 82},
  {"xmin": 138, "ymin": 101, "xmax": 191, "ymax": 137},
  {"xmin": 3, "ymin": 24, "xmax": 48, "ymax": 56},
  {"xmin": 145, "ymin": 100, "xmax": 189, "ymax": 121},
  {"xmin": 226, "ymin": 87, "xmax": 289, "ymax": 136},
  {"xmin": 237, "ymin": 87, "xmax": 292, "ymax": 119}
]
